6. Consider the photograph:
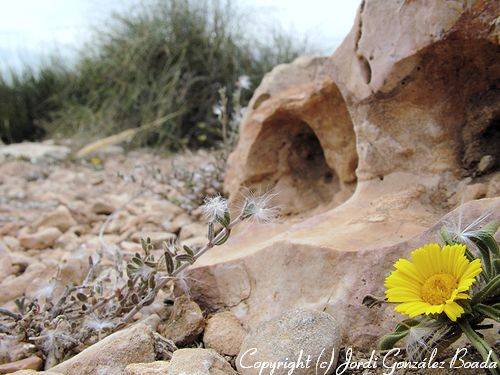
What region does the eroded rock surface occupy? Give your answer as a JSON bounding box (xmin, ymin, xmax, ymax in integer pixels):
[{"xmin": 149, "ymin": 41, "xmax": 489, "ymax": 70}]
[
  {"xmin": 203, "ymin": 311, "xmax": 247, "ymax": 356},
  {"xmin": 158, "ymin": 296, "xmax": 205, "ymax": 346},
  {"xmin": 187, "ymin": 0, "xmax": 500, "ymax": 347},
  {"xmin": 51, "ymin": 323, "xmax": 155, "ymax": 375},
  {"xmin": 167, "ymin": 348, "xmax": 237, "ymax": 375},
  {"xmin": 236, "ymin": 309, "xmax": 341, "ymax": 375},
  {"xmin": 124, "ymin": 361, "xmax": 170, "ymax": 375}
]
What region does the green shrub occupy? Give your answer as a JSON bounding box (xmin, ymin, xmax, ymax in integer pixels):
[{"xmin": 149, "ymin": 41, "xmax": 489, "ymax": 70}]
[{"xmin": 0, "ymin": 0, "xmax": 307, "ymax": 149}]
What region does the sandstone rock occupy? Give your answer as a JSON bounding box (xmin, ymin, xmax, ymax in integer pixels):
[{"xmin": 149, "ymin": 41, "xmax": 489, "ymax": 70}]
[
  {"xmin": 184, "ymin": 197, "xmax": 499, "ymax": 347},
  {"xmin": 19, "ymin": 227, "xmax": 62, "ymax": 250},
  {"xmin": 460, "ymin": 183, "xmax": 488, "ymax": 203},
  {"xmin": 153, "ymin": 200, "xmax": 184, "ymax": 218},
  {"xmin": 0, "ymin": 142, "xmax": 70, "ymax": 162},
  {"xmin": 158, "ymin": 295, "xmax": 205, "ymax": 346},
  {"xmin": 124, "ymin": 361, "xmax": 170, "ymax": 375},
  {"xmin": 0, "ymin": 356, "xmax": 42, "ymax": 374},
  {"xmin": 121, "ymin": 240, "xmax": 143, "ymax": 253},
  {"xmin": 0, "ymin": 263, "xmax": 53, "ymax": 304},
  {"xmin": 33, "ymin": 205, "xmax": 77, "ymax": 232},
  {"xmin": 0, "ymin": 247, "xmax": 14, "ymax": 283},
  {"xmin": 487, "ymin": 172, "xmax": 500, "ymax": 197},
  {"xmin": 167, "ymin": 348, "xmax": 237, "ymax": 375},
  {"xmin": 179, "ymin": 222, "xmax": 206, "ymax": 240},
  {"xmin": 2, "ymin": 236, "xmax": 20, "ymax": 251},
  {"xmin": 190, "ymin": 0, "xmax": 500, "ymax": 348},
  {"xmin": 171, "ymin": 213, "xmax": 192, "ymax": 232},
  {"xmin": 91, "ymin": 200, "xmax": 116, "ymax": 215},
  {"xmin": 477, "ymin": 155, "xmax": 495, "ymax": 174},
  {"xmin": 51, "ymin": 323, "xmax": 155, "ymax": 375},
  {"xmin": 236, "ymin": 309, "xmax": 340, "ymax": 375},
  {"xmin": 203, "ymin": 311, "xmax": 246, "ymax": 356},
  {"xmin": 182, "ymin": 236, "xmax": 207, "ymax": 249},
  {"xmin": 0, "ymin": 339, "xmax": 37, "ymax": 364}
]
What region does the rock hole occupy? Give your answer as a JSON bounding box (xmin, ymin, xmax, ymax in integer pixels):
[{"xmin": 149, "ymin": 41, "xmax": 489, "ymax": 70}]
[
  {"xmin": 241, "ymin": 83, "xmax": 358, "ymax": 215},
  {"xmin": 358, "ymin": 55, "xmax": 372, "ymax": 84},
  {"xmin": 252, "ymin": 93, "xmax": 271, "ymax": 110},
  {"xmin": 462, "ymin": 88, "xmax": 500, "ymax": 173}
]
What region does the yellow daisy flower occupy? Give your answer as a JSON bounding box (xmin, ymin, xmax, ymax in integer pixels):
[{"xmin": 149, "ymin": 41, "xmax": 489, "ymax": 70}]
[{"xmin": 385, "ymin": 243, "xmax": 482, "ymax": 322}]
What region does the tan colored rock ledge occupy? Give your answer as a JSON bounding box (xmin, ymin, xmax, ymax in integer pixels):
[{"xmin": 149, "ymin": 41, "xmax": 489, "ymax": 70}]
[{"xmin": 184, "ymin": 0, "xmax": 499, "ymax": 347}]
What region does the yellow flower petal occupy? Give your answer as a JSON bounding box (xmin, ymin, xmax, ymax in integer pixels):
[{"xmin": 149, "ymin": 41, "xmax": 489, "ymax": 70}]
[
  {"xmin": 411, "ymin": 243, "xmax": 441, "ymax": 278},
  {"xmin": 385, "ymin": 242, "xmax": 481, "ymax": 322},
  {"xmin": 461, "ymin": 259, "xmax": 482, "ymax": 279},
  {"xmin": 443, "ymin": 301, "xmax": 464, "ymax": 321},
  {"xmin": 394, "ymin": 259, "xmax": 424, "ymax": 283}
]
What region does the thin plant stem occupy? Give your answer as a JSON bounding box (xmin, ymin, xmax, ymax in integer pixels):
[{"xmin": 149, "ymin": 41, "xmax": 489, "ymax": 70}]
[
  {"xmin": 458, "ymin": 320, "xmax": 499, "ymax": 375},
  {"xmin": 117, "ymin": 213, "xmax": 243, "ymax": 328}
]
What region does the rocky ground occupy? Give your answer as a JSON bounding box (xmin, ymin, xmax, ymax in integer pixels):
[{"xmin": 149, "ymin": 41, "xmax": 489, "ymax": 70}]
[
  {"xmin": 0, "ymin": 143, "xmax": 492, "ymax": 375},
  {"xmin": 0, "ymin": 143, "xmax": 229, "ymax": 373}
]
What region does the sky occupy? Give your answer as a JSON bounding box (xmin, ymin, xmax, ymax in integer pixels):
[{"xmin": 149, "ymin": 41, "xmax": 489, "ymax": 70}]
[{"xmin": 0, "ymin": 0, "xmax": 360, "ymax": 75}]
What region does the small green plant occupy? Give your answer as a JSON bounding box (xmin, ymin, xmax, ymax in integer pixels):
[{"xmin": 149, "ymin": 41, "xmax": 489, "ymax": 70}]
[{"xmin": 376, "ymin": 214, "xmax": 499, "ymax": 374}]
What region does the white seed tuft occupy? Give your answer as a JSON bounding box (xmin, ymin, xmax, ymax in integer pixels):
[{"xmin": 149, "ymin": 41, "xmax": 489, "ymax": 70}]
[
  {"xmin": 201, "ymin": 195, "xmax": 228, "ymax": 222},
  {"xmin": 242, "ymin": 189, "xmax": 280, "ymax": 223}
]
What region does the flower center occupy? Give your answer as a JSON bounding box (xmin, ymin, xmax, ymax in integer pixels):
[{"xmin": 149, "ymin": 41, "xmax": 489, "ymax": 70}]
[{"xmin": 421, "ymin": 273, "xmax": 457, "ymax": 305}]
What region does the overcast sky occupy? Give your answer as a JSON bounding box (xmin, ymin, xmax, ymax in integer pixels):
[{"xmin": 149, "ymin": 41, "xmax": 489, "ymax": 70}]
[{"xmin": 0, "ymin": 0, "xmax": 360, "ymax": 75}]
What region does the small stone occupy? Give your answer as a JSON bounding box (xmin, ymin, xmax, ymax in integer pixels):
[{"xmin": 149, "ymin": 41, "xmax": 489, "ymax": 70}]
[
  {"xmin": 124, "ymin": 361, "xmax": 170, "ymax": 375},
  {"xmin": 19, "ymin": 227, "xmax": 62, "ymax": 250},
  {"xmin": 33, "ymin": 205, "xmax": 76, "ymax": 232},
  {"xmin": 182, "ymin": 236, "xmax": 206, "ymax": 249},
  {"xmin": 0, "ymin": 263, "xmax": 52, "ymax": 304},
  {"xmin": 461, "ymin": 183, "xmax": 487, "ymax": 203},
  {"xmin": 179, "ymin": 222, "xmax": 206, "ymax": 240},
  {"xmin": 0, "ymin": 142, "xmax": 70, "ymax": 162},
  {"xmin": 154, "ymin": 200, "xmax": 184, "ymax": 217},
  {"xmin": 158, "ymin": 295, "xmax": 205, "ymax": 346},
  {"xmin": 171, "ymin": 213, "xmax": 192, "ymax": 232},
  {"xmin": 91, "ymin": 201, "xmax": 116, "ymax": 215},
  {"xmin": 236, "ymin": 309, "xmax": 341, "ymax": 375},
  {"xmin": 477, "ymin": 155, "xmax": 495, "ymax": 174},
  {"xmin": 2, "ymin": 236, "xmax": 20, "ymax": 251},
  {"xmin": 51, "ymin": 323, "xmax": 156, "ymax": 375},
  {"xmin": 121, "ymin": 241, "xmax": 143, "ymax": 253},
  {"xmin": 0, "ymin": 356, "xmax": 42, "ymax": 374},
  {"xmin": 203, "ymin": 311, "xmax": 247, "ymax": 356},
  {"xmin": 0, "ymin": 247, "xmax": 14, "ymax": 282},
  {"xmin": 167, "ymin": 348, "xmax": 237, "ymax": 375}
]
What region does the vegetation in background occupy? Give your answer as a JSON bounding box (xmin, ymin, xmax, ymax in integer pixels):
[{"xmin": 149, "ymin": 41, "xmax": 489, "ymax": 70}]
[{"xmin": 0, "ymin": 0, "xmax": 306, "ymax": 149}]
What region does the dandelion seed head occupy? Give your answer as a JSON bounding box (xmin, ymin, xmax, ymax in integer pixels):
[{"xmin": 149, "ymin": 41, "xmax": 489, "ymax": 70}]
[
  {"xmin": 441, "ymin": 208, "xmax": 493, "ymax": 254},
  {"xmin": 202, "ymin": 195, "xmax": 228, "ymax": 222},
  {"xmin": 242, "ymin": 189, "xmax": 280, "ymax": 223}
]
